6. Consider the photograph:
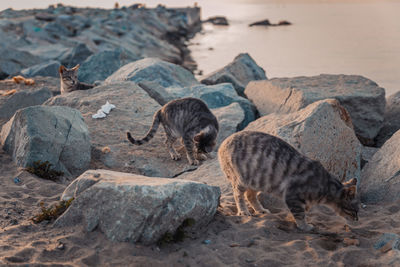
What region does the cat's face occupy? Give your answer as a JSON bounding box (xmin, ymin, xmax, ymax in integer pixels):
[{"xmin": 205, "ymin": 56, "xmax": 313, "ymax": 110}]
[
  {"xmin": 59, "ymin": 64, "xmax": 79, "ymax": 88},
  {"xmin": 335, "ymin": 178, "xmax": 359, "ymax": 221},
  {"xmin": 194, "ymin": 130, "xmax": 217, "ymax": 154}
]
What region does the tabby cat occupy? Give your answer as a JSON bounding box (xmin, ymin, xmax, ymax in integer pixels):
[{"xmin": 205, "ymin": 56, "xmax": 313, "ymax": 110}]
[
  {"xmin": 127, "ymin": 97, "xmax": 219, "ymax": 165},
  {"xmin": 59, "ymin": 64, "xmax": 94, "ymax": 94},
  {"xmin": 218, "ymin": 131, "xmax": 359, "ymax": 231}
]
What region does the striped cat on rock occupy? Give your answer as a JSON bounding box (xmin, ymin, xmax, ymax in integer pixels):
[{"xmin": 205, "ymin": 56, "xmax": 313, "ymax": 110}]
[
  {"xmin": 127, "ymin": 97, "xmax": 219, "ymax": 165},
  {"xmin": 218, "ymin": 131, "xmax": 359, "ymax": 231},
  {"xmin": 59, "ymin": 64, "xmax": 94, "ymax": 94}
]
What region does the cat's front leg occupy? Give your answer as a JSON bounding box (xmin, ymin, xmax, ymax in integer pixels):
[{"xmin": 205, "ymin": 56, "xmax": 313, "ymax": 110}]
[
  {"xmin": 285, "ymin": 194, "xmax": 314, "ymax": 231},
  {"xmin": 182, "ymin": 137, "xmax": 199, "ymax": 165}
]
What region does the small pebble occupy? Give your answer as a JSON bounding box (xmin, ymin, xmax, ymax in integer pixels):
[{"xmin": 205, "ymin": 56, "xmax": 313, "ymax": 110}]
[
  {"xmin": 229, "ymin": 243, "xmax": 239, "ymax": 247},
  {"xmin": 57, "ymin": 242, "xmax": 65, "ymax": 250},
  {"xmin": 245, "ymin": 258, "xmax": 255, "ymax": 263},
  {"xmin": 93, "ymin": 173, "xmax": 100, "ymax": 178},
  {"xmin": 203, "ymin": 239, "xmax": 211, "ymax": 245},
  {"xmin": 13, "ymin": 177, "xmax": 21, "ymax": 184},
  {"xmin": 361, "ymin": 204, "xmax": 367, "ymax": 208}
]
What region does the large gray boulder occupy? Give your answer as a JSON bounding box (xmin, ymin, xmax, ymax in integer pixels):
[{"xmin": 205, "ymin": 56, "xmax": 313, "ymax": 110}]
[
  {"xmin": 60, "ymin": 43, "xmax": 93, "ymax": 68},
  {"xmin": 21, "ymin": 60, "xmax": 60, "ymax": 78},
  {"xmin": 212, "ymin": 103, "xmax": 245, "ymax": 146},
  {"xmin": 105, "ymin": 57, "xmax": 199, "ymax": 89},
  {"xmin": 0, "ymin": 88, "xmax": 52, "ymax": 127},
  {"xmin": 246, "ymin": 99, "xmax": 362, "ymax": 182},
  {"xmin": 0, "ymin": 106, "xmax": 91, "ymax": 177},
  {"xmin": 44, "ymin": 81, "xmax": 199, "ymax": 178},
  {"xmin": 78, "ymin": 49, "xmax": 139, "ymax": 84},
  {"xmin": 55, "ymin": 169, "xmax": 220, "ymax": 245},
  {"xmin": 201, "ymin": 53, "xmax": 267, "ymax": 96},
  {"xmin": 375, "ymin": 91, "xmax": 400, "ymax": 147},
  {"xmin": 0, "ymin": 47, "xmax": 41, "ymax": 78},
  {"xmin": 360, "ymin": 130, "xmax": 400, "ymax": 204},
  {"xmin": 245, "ymin": 74, "xmax": 386, "ymax": 145}
]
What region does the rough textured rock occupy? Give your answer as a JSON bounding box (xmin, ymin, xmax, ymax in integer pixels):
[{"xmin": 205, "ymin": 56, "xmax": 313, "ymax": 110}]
[
  {"xmin": 201, "ymin": 53, "xmax": 267, "ymax": 96},
  {"xmin": 203, "ymin": 16, "xmax": 229, "ymax": 26},
  {"xmin": 44, "ymin": 81, "xmax": 200, "ymax": 178},
  {"xmin": 168, "ymin": 83, "xmax": 257, "ymax": 130},
  {"xmin": 0, "ymin": 87, "xmax": 53, "ymax": 127},
  {"xmin": 245, "ymin": 74, "xmax": 386, "ymax": 145},
  {"xmin": 360, "ymin": 130, "xmax": 400, "ymax": 204},
  {"xmin": 105, "ymin": 57, "xmax": 199, "ymax": 89},
  {"xmin": 21, "ymin": 60, "xmax": 60, "ymax": 78},
  {"xmin": 212, "ymin": 103, "xmax": 244, "ymax": 146},
  {"xmin": 0, "ymin": 47, "xmax": 41, "ymax": 78},
  {"xmin": 375, "ymin": 91, "xmax": 400, "ymax": 147},
  {"xmin": 246, "ymin": 99, "xmax": 362, "ymax": 182},
  {"xmin": 60, "ymin": 43, "xmax": 93, "ymax": 68},
  {"xmin": 55, "ymin": 169, "xmax": 220, "ymax": 245},
  {"xmin": 0, "ymin": 106, "xmax": 90, "ymax": 176},
  {"xmin": 78, "ymin": 49, "xmax": 139, "ymax": 84}
]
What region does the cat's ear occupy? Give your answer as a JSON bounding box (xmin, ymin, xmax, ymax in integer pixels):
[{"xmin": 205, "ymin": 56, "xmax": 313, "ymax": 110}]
[
  {"xmin": 71, "ymin": 64, "xmax": 80, "ymax": 71},
  {"xmin": 343, "ymin": 178, "xmax": 357, "ymax": 187},
  {"xmin": 59, "ymin": 65, "xmax": 67, "ymax": 74},
  {"xmin": 194, "ymin": 132, "xmax": 203, "ymax": 143},
  {"xmin": 344, "ymin": 186, "xmax": 357, "ymax": 199}
]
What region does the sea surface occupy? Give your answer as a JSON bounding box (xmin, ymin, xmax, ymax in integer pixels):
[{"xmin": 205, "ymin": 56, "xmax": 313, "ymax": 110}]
[{"xmin": 2, "ymin": 0, "xmax": 400, "ymax": 95}]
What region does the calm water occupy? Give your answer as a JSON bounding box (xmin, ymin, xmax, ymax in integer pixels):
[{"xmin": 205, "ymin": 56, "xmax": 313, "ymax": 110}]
[{"xmin": 3, "ymin": 0, "xmax": 400, "ymax": 95}]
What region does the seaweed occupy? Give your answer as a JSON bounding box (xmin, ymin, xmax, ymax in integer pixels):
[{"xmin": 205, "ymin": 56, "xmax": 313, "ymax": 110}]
[
  {"xmin": 157, "ymin": 218, "xmax": 196, "ymax": 246},
  {"xmin": 31, "ymin": 198, "xmax": 74, "ymax": 224},
  {"xmin": 26, "ymin": 160, "xmax": 64, "ymax": 181}
]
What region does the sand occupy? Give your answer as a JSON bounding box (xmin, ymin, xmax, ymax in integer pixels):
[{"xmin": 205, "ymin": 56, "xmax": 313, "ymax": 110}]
[{"xmin": 1, "ymin": 148, "xmax": 399, "ymax": 266}]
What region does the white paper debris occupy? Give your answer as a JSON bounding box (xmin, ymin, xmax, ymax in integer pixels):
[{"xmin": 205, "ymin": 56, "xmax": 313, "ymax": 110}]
[
  {"xmin": 92, "ymin": 101, "xmax": 116, "ymax": 119},
  {"xmin": 92, "ymin": 109, "xmax": 107, "ymax": 119},
  {"xmin": 101, "ymin": 101, "xmax": 116, "ymax": 114}
]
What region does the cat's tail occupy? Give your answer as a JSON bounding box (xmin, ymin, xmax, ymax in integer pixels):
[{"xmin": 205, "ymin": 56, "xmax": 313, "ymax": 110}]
[{"xmin": 127, "ymin": 110, "xmax": 161, "ymax": 145}]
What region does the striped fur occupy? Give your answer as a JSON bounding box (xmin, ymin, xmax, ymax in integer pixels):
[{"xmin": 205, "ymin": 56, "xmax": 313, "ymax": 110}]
[
  {"xmin": 127, "ymin": 97, "xmax": 219, "ymax": 165},
  {"xmin": 59, "ymin": 64, "xmax": 94, "ymax": 94},
  {"xmin": 218, "ymin": 131, "xmax": 359, "ymax": 231}
]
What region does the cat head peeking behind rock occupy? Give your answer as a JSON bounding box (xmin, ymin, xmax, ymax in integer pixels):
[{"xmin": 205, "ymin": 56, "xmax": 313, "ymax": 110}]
[{"xmin": 59, "ymin": 64, "xmax": 94, "ymax": 94}]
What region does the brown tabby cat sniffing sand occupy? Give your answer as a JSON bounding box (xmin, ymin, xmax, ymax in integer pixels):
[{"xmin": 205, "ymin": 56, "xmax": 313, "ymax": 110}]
[
  {"xmin": 59, "ymin": 64, "xmax": 94, "ymax": 94},
  {"xmin": 218, "ymin": 131, "xmax": 359, "ymax": 231},
  {"xmin": 127, "ymin": 97, "xmax": 219, "ymax": 165}
]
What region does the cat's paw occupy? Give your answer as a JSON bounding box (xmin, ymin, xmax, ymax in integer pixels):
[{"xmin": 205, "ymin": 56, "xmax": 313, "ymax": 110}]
[
  {"xmin": 170, "ymin": 154, "xmax": 181, "ymax": 161},
  {"xmin": 237, "ymin": 210, "xmax": 252, "ymax": 216},
  {"xmin": 189, "ymin": 159, "xmax": 200, "ymax": 166},
  {"xmin": 195, "ymin": 153, "xmax": 208, "ymax": 161}
]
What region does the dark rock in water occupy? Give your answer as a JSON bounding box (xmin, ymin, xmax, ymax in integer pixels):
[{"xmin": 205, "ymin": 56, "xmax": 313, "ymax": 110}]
[
  {"xmin": 78, "ymin": 48, "xmax": 139, "ymax": 84},
  {"xmin": 249, "ymin": 19, "xmax": 292, "ymax": 27},
  {"xmin": 204, "ymin": 16, "xmax": 229, "ymax": 26},
  {"xmin": 60, "ymin": 43, "xmax": 93, "ymax": 68},
  {"xmin": 249, "ymin": 19, "xmax": 271, "ymax": 27},
  {"xmin": 0, "ymin": 47, "xmax": 41, "ymax": 78},
  {"xmin": 55, "ymin": 169, "xmax": 220, "ymax": 245},
  {"xmin": 0, "ymin": 88, "xmax": 52, "ymax": 127},
  {"xmin": 21, "ymin": 60, "xmax": 60, "ymax": 78},
  {"xmin": 278, "ymin": 20, "xmax": 292, "ymax": 26},
  {"xmin": 375, "ymin": 91, "xmax": 400, "ymax": 147},
  {"xmin": 0, "ymin": 106, "xmax": 91, "ymax": 177},
  {"xmin": 34, "ymin": 13, "xmax": 56, "ymax": 22},
  {"xmin": 245, "ymin": 74, "xmax": 386, "ymax": 145},
  {"xmin": 201, "ymin": 53, "xmax": 267, "ymax": 97},
  {"xmin": 361, "ymin": 129, "xmax": 400, "ymax": 204}
]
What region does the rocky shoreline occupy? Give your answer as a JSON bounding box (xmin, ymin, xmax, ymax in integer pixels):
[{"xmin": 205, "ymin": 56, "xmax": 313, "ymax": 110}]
[{"xmin": 1, "ymin": 4, "xmax": 400, "ymax": 267}]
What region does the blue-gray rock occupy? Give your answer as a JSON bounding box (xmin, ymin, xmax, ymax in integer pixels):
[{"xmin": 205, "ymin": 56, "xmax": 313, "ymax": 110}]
[
  {"xmin": 361, "ymin": 129, "xmax": 400, "ymax": 204},
  {"xmin": 78, "ymin": 49, "xmax": 139, "ymax": 84},
  {"xmin": 245, "ymin": 74, "xmax": 386, "ymax": 145},
  {"xmin": 201, "ymin": 53, "xmax": 267, "ymax": 96},
  {"xmin": 0, "ymin": 47, "xmax": 41, "ymax": 77},
  {"xmin": 375, "ymin": 91, "xmax": 400, "ymax": 147},
  {"xmin": 21, "ymin": 60, "xmax": 60, "ymax": 78},
  {"xmin": 0, "ymin": 106, "xmax": 91, "ymax": 177},
  {"xmin": 60, "ymin": 43, "xmax": 93, "ymax": 68},
  {"xmin": 105, "ymin": 57, "xmax": 199, "ymax": 88},
  {"xmin": 374, "ymin": 233, "xmax": 400, "ymax": 251},
  {"xmin": 0, "ymin": 88, "xmax": 53, "ymax": 126},
  {"xmin": 55, "ymin": 169, "xmax": 221, "ymax": 245}
]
